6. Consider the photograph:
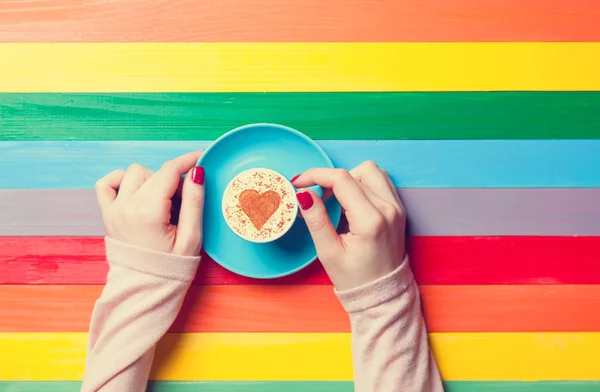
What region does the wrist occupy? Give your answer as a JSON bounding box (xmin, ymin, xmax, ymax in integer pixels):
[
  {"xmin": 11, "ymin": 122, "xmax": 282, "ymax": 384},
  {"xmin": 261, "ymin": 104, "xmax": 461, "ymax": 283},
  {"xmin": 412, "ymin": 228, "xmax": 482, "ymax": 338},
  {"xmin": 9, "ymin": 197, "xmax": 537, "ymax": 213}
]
[
  {"xmin": 105, "ymin": 236, "xmax": 201, "ymax": 282},
  {"xmin": 332, "ymin": 253, "xmax": 405, "ymax": 292},
  {"xmin": 335, "ymin": 255, "xmax": 412, "ymax": 314}
]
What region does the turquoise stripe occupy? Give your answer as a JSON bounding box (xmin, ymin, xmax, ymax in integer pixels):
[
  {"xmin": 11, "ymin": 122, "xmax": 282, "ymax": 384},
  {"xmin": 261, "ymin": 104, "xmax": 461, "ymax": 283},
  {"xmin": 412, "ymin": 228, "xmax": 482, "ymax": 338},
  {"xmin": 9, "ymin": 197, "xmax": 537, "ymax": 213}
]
[
  {"xmin": 1, "ymin": 381, "xmax": 599, "ymax": 391},
  {"xmin": 0, "ymin": 140, "xmax": 598, "ymax": 189}
]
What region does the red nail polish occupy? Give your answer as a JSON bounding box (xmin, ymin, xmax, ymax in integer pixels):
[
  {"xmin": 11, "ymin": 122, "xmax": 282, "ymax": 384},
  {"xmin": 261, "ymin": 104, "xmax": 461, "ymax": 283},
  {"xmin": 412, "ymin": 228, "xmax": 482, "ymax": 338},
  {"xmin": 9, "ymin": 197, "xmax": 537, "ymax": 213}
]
[
  {"xmin": 290, "ymin": 174, "xmax": 300, "ymax": 183},
  {"xmin": 191, "ymin": 166, "xmax": 205, "ymax": 185},
  {"xmin": 296, "ymin": 192, "xmax": 313, "ymax": 210}
]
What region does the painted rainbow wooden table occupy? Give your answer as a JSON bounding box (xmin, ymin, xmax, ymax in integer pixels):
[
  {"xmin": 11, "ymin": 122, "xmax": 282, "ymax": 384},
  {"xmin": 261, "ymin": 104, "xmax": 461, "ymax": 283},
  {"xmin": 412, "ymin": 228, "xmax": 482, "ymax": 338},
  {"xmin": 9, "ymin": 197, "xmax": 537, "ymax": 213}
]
[{"xmin": 1, "ymin": 1, "xmax": 600, "ymax": 391}]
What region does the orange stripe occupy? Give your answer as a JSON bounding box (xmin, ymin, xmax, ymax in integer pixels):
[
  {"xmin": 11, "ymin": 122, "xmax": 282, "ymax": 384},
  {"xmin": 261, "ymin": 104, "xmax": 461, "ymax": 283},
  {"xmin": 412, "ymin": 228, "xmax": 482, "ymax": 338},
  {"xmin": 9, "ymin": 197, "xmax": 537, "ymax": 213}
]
[
  {"xmin": 420, "ymin": 285, "xmax": 600, "ymax": 332},
  {"xmin": 0, "ymin": 0, "xmax": 598, "ymax": 42},
  {"xmin": 0, "ymin": 285, "xmax": 346, "ymax": 333},
  {"xmin": 1, "ymin": 285, "xmax": 599, "ymax": 332}
]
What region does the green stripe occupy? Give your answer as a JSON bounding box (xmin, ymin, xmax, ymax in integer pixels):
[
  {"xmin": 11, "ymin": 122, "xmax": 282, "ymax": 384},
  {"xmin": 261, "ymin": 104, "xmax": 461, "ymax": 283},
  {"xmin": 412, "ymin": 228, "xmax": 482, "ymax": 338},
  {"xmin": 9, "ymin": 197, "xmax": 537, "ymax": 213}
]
[
  {"xmin": 1, "ymin": 381, "xmax": 599, "ymax": 391},
  {"xmin": 444, "ymin": 381, "xmax": 600, "ymax": 391},
  {"xmin": 1, "ymin": 92, "xmax": 600, "ymax": 140}
]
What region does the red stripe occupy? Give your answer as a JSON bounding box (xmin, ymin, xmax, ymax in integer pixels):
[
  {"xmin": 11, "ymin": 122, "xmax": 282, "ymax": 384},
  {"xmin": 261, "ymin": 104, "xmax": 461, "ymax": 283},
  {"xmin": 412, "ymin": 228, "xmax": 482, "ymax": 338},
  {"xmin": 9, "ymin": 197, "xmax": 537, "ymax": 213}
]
[
  {"xmin": 410, "ymin": 236, "xmax": 600, "ymax": 284},
  {"xmin": 1, "ymin": 236, "xmax": 599, "ymax": 285}
]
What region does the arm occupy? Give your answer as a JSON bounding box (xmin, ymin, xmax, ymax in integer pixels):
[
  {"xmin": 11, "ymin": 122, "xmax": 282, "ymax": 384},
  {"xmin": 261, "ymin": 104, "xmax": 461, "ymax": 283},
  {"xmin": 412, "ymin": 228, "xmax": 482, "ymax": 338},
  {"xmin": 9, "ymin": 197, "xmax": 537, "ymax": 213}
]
[
  {"xmin": 81, "ymin": 237, "xmax": 200, "ymax": 392},
  {"xmin": 336, "ymin": 257, "xmax": 443, "ymax": 392},
  {"xmin": 86, "ymin": 152, "xmax": 206, "ymax": 391},
  {"xmin": 291, "ymin": 162, "xmax": 443, "ymax": 392}
]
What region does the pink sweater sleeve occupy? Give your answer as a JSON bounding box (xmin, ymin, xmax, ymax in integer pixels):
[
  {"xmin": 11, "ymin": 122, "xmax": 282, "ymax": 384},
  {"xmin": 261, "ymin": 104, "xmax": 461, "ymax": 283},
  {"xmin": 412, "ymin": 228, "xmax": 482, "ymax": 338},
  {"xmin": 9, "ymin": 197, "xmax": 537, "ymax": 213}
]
[
  {"xmin": 81, "ymin": 237, "xmax": 201, "ymax": 392},
  {"xmin": 336, "ymin": 257, "xmax": 444, "ymax": 392}
]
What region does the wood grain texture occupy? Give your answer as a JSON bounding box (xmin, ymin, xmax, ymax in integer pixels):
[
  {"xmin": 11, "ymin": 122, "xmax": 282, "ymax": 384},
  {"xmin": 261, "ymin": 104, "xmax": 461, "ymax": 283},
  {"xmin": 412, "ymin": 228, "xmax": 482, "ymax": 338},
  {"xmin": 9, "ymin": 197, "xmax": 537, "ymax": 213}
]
[
  {"xmin": 0, "ymin": 285, "xmax": 347, "ymax": 333},
  {"xmin": 3, "ymin": 189, "xmax": 599, "ymax": 236},
  {"xmin": 1, "ymin": 0, "xmax": 599, "ymax": 42},
  {"xmin": 2, "ymin": 381, "xmax": 600, "ymax": 392},
  {"xmin": 419, "ymin": 285, "xmax": 600, "ymax": 332},
  {"xmin": 3, "ymin": 92, "xmax": 600, "ymax": 140},
  {"xmin": 1, "ymin": 43, "xmax": 600, "ymax": 92},
  {"xmin": 0, "ymin": 332, "xmax": 353, "ymax": 381},
  {"xmin": 1, "ymin": 284, "xmax": 599, "ymax": 333},
  {"xmin": 3, "ymin": 236, "xmax": 600, "ymax": 285},
  {"xmin": 409, "ymin": 236, "xmax": 600, "ymax": 285},
  {"xmin": 2, "ymin": 140, "xmax": 599, "ymax": 189},
  {"xmin": 1, "ymin": 332, "xmax": 599, "ymax": 381},
  {"xmin": 444, "ymin": 383, "xmax": 600, "ymax": 392},
  {"xmin": 0, "ymin": 236, "xmax": 330, "ymax": 285}
]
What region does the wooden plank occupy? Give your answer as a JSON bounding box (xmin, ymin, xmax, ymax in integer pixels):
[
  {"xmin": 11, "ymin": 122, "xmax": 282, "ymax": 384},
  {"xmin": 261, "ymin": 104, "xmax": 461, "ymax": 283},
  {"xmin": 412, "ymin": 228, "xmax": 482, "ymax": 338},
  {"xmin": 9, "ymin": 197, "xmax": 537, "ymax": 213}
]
[
  {"xmin": 2, "ymin": 381, "xmax": 600, "ymax": 392},
  {"xmin": 2, "ymin": 236, "xmax": 600, "ymax": 285},
  {"xmin": 1, "ymin": 332, "xmax": 598, "ymax": 381},
  {"xmin": 1, "ymin": 285, "xmax": 599, "ymax": 333},
  {"xmin": 444, "ymin": 382, "xmax": 600, "ymax": 392},
  {"xmin": 409, "ymin": 236, "xmax": 600, "ymax": 285},
  {"xmin": 0, "ymin": 382, "xmax": 349, "ymax": 392},
  {"xmin": 1, "ymin": 0, "xmax": 599, "ymax": 42},
  {"xmin": 2, "ymin": 189, "xmax": 599, "ymax": 236},
  {"xmin": 1, "ymin": 43, "xmax": 599, "ymax": 92},
  {"xmin": 3, "ymin": 92, "xmax": 600, "ymax": 140},
  {"xmin": 2, "ymin": 140, "xmax": 599, "ymax": 189},
  {"xmin": 0, "ymin": 236, "xmax": 330, "ymax": 285},
  {"xmin": 0, "ymin": 285, "xmax": 347, "ymax": 333},
  {"xmin": 419, "ymin": 285, "xmax": 600, "ymax": 332}
]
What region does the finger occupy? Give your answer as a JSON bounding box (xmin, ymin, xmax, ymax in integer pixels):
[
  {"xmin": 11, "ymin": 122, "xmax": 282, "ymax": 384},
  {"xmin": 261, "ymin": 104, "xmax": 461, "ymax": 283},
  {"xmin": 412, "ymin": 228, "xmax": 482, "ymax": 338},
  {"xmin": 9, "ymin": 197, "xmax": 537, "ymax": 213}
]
[
  {"xmin": 167, "ymin": 177, "xmax": 185, "ymax": 225},
  {"xmin": 380, "ymin": 169, "xmax": 404, "ymax": 210},
  {"xmin": 143, "ymin": 151, "xmax": 204, "ymax": 201},
  {"xmin": 295, "ymin": 188, "xmax": 343, "ymax": 220},
  {"xmin": 95, "ymin": 169, "xmax": 125, "ymax": 212},
  {"xmin": 294, "ymin": 187, "xmax": 335, "ymax": 221},
  {"xmin": 117, "ymin": 164, "xmax": 150, "ymax": 200},
  {"xmin": 175, "ymin": 166, "xmax": 205, "ymax": 256},
  {"xmin": 292, "ymin": 168, "xmax": 378, "ymax": 218},
  {"xmin": 143, "ymin": 166, "xmax": 155, "ymax": 181},
  {"xmin": 321, "ymin": 188, "xmax": 334, "ymax": 201},
  {"xmin": 359, "ymin": 184, "xmax": 391, "ymax": 210},
  {"xmin": 292, "ymin": 174, "xmax": 334, "ymax": 201},
  {"xmin": 296, "ymin": 190, "xmax": 344, "ymax": 259},
  {"xmin": 350, "ymin": 161, "xmax": 401, "ymax": 210},
  {"xmin": 175, "ymin": 177, "xmax": 185, "ymax": 199},
  {"xmin": 358, "ymin": 183, "xmax": 403, "ymax": 225},
  {"xmin": 130, "ymin": 167, "xmax": 158, "ymax": 202},
  {"xmin": 295, "ymin": 169, "xmax": 392, "ymax": 215}
]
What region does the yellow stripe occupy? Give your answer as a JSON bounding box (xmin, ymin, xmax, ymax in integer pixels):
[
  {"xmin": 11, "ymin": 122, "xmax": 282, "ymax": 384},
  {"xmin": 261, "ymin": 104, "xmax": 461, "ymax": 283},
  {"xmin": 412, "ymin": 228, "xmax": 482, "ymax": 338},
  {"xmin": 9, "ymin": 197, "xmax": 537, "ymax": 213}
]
[
  {"xmin": 0, "ymin": 43, "xmax": 598, "ymax": 92},
  {"xmin": 1, "ymin": 332, "xmax": 599, "ymax": 381}
]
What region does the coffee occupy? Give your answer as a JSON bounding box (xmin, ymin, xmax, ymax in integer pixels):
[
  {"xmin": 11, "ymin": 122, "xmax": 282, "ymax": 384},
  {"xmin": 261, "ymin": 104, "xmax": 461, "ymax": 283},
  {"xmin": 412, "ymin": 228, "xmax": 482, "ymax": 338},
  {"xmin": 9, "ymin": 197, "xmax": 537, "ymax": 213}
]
[{"xmin": 222, "ymin": 168, "xmax": 298, "ymax": 242}]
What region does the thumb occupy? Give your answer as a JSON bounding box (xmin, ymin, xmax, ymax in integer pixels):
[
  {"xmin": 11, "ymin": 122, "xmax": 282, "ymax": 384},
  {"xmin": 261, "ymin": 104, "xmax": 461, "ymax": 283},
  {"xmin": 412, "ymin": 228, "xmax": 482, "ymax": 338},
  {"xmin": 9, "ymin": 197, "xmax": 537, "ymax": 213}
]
[
  {"xmin": 296, "ymin": 190, "xmax": 342, "ymax": 259},
  {"xmin": 175, "ymin": 166, "xmax": 205, "ymax": 256}
]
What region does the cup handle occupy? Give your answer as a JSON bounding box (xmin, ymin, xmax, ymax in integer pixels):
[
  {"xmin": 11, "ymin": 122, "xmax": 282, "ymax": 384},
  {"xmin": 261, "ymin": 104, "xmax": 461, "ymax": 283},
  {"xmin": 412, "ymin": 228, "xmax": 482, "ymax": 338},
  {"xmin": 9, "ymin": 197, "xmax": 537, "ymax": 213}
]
[{"xmin": 299, "ymin": 184, "xmax": 323, "ymax": 199}]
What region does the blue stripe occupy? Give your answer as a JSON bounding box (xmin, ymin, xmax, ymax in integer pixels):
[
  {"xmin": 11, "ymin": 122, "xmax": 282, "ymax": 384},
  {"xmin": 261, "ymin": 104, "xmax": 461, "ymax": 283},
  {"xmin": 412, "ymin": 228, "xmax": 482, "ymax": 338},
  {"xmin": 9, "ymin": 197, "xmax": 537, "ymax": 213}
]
[{"xmin": 0, "ymin": 140, "xmax": 597, "ymax": 189}]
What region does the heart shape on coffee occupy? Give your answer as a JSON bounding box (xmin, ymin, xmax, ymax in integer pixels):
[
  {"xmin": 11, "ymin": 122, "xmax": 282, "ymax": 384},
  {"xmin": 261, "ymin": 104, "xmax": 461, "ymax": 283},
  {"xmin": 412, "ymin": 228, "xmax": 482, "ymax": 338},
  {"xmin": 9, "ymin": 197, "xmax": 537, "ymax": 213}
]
[{"xmin": 238, "ymin": 189, "xmax": 282, "ymax": 230}]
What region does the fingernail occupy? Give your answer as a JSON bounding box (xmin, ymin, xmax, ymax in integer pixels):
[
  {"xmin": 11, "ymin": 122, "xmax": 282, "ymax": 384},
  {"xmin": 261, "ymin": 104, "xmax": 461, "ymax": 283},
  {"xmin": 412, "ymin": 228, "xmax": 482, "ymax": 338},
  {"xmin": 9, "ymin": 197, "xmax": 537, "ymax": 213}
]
[
  {"xmin": 191, "ymin": 166, "xmax": 205, "ymax": 185},
  {"xmin": 290, "ymin": 174, "xmax": 300, "ymax": 183},
  {"xmin": 296, "ymin": 191, "xmax": 313, "ymax": 210}
]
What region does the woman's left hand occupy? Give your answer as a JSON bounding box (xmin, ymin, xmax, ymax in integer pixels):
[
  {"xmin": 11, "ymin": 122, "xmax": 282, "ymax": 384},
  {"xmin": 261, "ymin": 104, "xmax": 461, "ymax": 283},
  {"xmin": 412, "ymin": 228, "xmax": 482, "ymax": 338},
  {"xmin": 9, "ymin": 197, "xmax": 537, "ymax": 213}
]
[{"xmin": 94, "ymin": 151, "xmax": 205, "ymax": 256}]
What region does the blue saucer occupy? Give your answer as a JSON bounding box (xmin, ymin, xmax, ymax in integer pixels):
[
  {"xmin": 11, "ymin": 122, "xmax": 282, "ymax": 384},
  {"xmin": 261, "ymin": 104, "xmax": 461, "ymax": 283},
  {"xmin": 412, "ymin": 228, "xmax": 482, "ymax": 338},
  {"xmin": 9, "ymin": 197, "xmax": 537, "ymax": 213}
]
[{"xmin": 197, "ymin": 123, "xmax": 342, "ymax": 279}]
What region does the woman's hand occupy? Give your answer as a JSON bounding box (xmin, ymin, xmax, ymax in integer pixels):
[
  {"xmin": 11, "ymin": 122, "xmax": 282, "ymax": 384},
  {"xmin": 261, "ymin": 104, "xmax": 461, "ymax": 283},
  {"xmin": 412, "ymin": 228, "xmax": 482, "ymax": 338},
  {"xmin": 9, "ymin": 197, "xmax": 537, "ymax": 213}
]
[
  {"xmin": 94, "ymin": 151, "xmax": 205, "ymax": 256},
  {"xmin": 292, "ymin": 161, "xmax": 406, "ymax": 291}
]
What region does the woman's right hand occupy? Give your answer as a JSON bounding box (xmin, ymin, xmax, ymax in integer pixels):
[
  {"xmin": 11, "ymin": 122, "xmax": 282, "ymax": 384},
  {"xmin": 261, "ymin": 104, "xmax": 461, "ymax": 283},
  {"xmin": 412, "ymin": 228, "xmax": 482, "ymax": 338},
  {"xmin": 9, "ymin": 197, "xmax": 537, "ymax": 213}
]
[{"xmin": 292, "ymin": 161, "xmax": 406, "ymax": 291}]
